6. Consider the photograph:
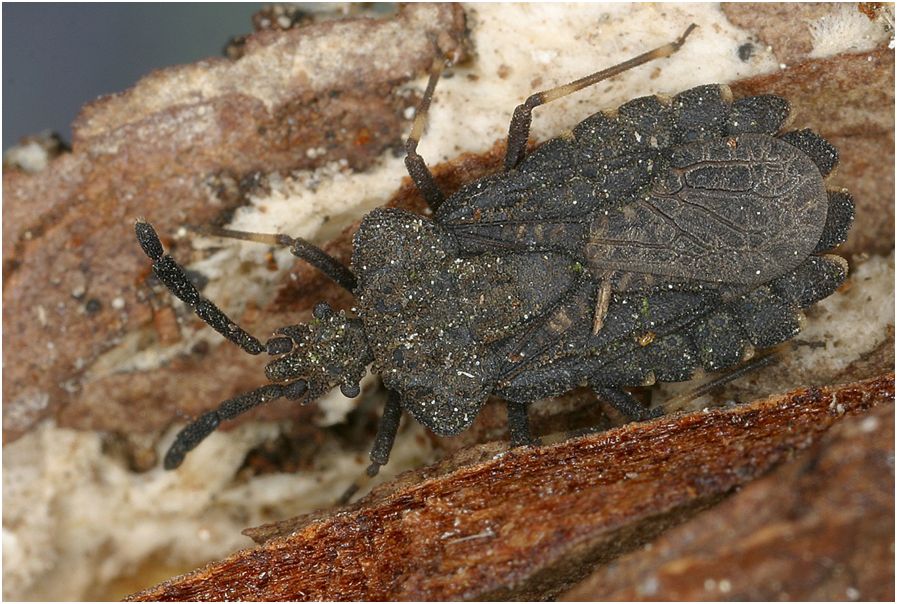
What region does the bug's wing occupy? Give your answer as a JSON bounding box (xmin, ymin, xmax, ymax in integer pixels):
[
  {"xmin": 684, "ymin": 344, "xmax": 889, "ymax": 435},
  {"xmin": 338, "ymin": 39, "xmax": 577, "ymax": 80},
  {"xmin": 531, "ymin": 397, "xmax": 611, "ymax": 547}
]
[
  {"xmin": 584, "ymin": 133, "xmax": 828, "ymax": 287},
  {"xmin": 439, "ymin": 132, "xmax": 829, "ymax": 289},
  {"xmin": 434, "ymin": 144, "xmax": 597, "ymax": 255},
  {"xmin": 438, "ymin": 85, "xmax": 831, "ymax": 289}
]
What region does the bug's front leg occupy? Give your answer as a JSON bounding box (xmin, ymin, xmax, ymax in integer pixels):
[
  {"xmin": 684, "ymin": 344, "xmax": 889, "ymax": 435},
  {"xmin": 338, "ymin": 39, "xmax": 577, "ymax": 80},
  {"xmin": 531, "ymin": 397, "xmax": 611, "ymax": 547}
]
[{"xmin": 337, "ymin": 389, "xmax": 403, "ymax": 504}]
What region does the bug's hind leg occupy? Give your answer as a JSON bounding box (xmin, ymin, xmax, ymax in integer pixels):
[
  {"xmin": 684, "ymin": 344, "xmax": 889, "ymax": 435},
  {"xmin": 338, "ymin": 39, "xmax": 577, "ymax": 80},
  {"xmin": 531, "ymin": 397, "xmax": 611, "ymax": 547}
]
[
  {"xmin": 404, "ymin": 57, "xmax": 448, "ymax": 212},
  {"xmin": 136, "ymin": 221, "xmax": 265, "ymax": 355},
  {"xmin": 660, "ymin": 347, "xmax": 782, "ymax": 414},
  {"xmin": 190, "ymin": 225, "xmax": 357, "ymax": 292},
  {"xmin": 503, "ymin": 24, "xmax": 697, "ymax": 170},
  {"xmin": 507, "ymin": 401, "xmax": 540, "ymax": 446},
  {"xmin": 164, "ymin": 379, "xmax": 308, "ymax": 469},
  {"xmin": 337, "ymin": 390, "xmax": 403, "ymax": 504},
  {"xmin": 593, "ymin": 386, "xmax": 662, "ymax": 422}
]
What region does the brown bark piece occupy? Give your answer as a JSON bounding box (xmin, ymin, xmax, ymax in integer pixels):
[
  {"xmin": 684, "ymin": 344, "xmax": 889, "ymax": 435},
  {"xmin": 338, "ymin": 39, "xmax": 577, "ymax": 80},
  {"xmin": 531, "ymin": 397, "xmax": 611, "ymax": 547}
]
[
  {"xmin": 127, "ymin": 374, "xmax": 893, "ymax": 601},
  {"xmin": 722, "ymin": 3, "xmax": 843, "ymax": 65},
  {"xmin": 836, "ymin": 324, "xmax": 895, "ymax": 383},
  {"xmin": 563, "ymin": 400, "xmax": 895, "ymax": 601},
  {"xmin": 2, "ymin": 4, "xmax": 468, "ymax": 442},
  {"xmin": 730, "ymin": 47, "xmax": 895, "ymax": 257}
]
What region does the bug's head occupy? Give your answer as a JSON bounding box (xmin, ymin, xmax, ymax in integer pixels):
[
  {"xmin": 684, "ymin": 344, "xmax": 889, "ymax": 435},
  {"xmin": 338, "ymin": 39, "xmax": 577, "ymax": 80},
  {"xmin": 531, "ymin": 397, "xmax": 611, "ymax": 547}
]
[{"xmin": 263, "ymin": 302, "xmax": 372, "ymax": 402}]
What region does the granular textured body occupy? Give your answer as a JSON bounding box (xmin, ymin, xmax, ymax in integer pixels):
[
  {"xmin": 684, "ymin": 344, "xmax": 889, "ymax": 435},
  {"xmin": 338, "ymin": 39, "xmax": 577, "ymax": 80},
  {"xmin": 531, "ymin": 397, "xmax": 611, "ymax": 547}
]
[
  {"xmin": 135, "ymin": 26, "xmax": 853, "ymax": 478},
  {"xmin": 354, "ymin": 84, "xmax": 850, "ymax": 436}
]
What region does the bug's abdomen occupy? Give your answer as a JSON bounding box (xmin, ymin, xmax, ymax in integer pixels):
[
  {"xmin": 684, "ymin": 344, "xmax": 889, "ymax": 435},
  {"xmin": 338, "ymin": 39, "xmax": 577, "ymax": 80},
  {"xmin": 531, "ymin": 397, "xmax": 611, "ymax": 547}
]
[
  {"xmin": 585, "ymin": 133, "xmax": 829, "ymax": 286},
  {"xmin": 494, "ymin": 251, "xmax": 848, "ymax": 403}
]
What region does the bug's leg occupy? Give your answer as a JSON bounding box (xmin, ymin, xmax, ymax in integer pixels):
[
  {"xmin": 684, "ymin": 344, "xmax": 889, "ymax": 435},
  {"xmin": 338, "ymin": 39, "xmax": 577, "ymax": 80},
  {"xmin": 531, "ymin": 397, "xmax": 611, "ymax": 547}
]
[
  {"xmin": 593, "ymin": 386, "xmax": 662, "ymax": 422},
  {"xmin": 136, "ymin": 221, "xmax": 266, "ymax": 355},
  {"xmin": 363, "ymin": 389, "xmax": 403, "ymax": 478},
  {"xmin": 404, "ymin": 57, "xmax": 447, "ymax": 212},
  {"xmin": 592, "ymin": 277, "xmax": 613, "ymax": 335},
  {"xmin": 164, "ymin": 379, "xmax": 308, "ymax": 469},
  {"xmin": 504, "ymin": 23, "xmax": 697, "ymax": 170},
  {"xmin": 190, "ymin": 225, "xmax": 357, "ymax": 292},
  {"xmin": 507, "ymin": 401, "xmax": 540, "ymax": 447},
  {"xmin": 337, "ymin": 390, "xmax": 403, "ymax": 504},
  {"xmin": 661, "ymin": 347, "xmax": 782, "ymax": 413}
]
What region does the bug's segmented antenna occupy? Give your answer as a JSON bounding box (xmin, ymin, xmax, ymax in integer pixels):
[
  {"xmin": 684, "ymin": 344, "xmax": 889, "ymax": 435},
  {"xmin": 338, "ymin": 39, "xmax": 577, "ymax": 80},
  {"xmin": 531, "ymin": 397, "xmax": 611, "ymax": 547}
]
[
  {"xmin": 164, "ymin": 379, "xmax": 308, "ymax": 469},
  {"xmin": 191, "ymin": 225, "xmax": 357, "ymax": 293},
  {"xmin": 135, "ymin": 220, "xmax": 265, "ymax": 355}
]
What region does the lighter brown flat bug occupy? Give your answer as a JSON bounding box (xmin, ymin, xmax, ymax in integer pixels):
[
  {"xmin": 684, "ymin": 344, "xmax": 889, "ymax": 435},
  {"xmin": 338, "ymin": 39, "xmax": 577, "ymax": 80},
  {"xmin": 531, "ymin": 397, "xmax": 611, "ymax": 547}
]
[{"xmin": 136, "ymin": 24, "xmax": 853, "ymax": 491}]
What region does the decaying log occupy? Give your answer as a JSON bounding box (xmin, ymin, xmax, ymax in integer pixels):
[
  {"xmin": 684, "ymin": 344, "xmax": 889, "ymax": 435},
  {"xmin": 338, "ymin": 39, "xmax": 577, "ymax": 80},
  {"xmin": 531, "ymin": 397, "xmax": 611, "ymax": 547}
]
[
  {"xmin": 562, "ymin": 400, "xmax": 895, "ymax": 601},
  {"xmin": 3, "ymin": 5, "xmax": 893, "ymax": 601},
  {"xmin": 128, "ymin": 374, "xmax": 893, "ymax": 601}
]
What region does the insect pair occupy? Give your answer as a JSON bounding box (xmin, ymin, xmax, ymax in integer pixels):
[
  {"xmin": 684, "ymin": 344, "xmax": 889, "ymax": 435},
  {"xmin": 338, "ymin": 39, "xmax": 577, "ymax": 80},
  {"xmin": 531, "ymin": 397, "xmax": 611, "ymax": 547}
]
[{"xmin": 136, "ymin": 24, "xmax": 853, "ymax": 488}]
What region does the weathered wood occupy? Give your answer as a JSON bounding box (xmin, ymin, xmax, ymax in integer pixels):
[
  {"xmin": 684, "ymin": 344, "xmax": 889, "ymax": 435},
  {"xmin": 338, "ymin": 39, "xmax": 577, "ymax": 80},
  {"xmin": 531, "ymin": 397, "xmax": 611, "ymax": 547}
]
[
  {"xmin": 128, "ymin": 374, "xmax": 893, "ymax": 601},
  {"xmin": 563, "ymin": 400, "xmax": 895, "ymax": 601}
]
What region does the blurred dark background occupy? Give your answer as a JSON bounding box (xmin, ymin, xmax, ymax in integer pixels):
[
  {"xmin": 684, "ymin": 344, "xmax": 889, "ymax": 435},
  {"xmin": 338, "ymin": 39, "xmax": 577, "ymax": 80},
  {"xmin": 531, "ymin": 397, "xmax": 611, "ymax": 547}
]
[{"xmin": 3, "ymin": 3, "xmax": 262, "ymax": 150}]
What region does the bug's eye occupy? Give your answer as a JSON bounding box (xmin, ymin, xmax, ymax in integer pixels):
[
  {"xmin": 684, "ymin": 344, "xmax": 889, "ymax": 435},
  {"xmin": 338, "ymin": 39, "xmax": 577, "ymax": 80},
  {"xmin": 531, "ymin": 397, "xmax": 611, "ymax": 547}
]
[
  {"xmin": 266, "ymin": 336, "xmax": 293, "ymax": 355},
  {"xmin": 284, "ymin": 380, "xmax": 308, "ymax": 400},
  {"xmin": 340, "ymin": 382, "xmax": 361, "ymax": 398},
  {"xmin": 313, "ymin": 302, "xmax": 333, "ymax": 319}
]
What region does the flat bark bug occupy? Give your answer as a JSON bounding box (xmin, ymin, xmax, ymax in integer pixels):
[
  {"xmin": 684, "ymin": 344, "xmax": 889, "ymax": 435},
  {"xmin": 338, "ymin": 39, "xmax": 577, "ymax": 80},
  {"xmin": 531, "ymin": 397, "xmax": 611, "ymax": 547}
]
[{"xmin": 135, "ymin": 23, "xmax": 853, "ymax": 491}]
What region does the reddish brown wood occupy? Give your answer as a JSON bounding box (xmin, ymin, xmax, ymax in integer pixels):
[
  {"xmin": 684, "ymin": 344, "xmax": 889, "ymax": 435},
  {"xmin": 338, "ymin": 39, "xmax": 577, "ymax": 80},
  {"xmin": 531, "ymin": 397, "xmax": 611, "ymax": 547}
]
[
  {"xmin": 563, "ymin": 401, "xmax": 895, "ymax": 601},
  {"xmin": 128, "ymin": 374, "xmax": 893, "ymax": 601}
]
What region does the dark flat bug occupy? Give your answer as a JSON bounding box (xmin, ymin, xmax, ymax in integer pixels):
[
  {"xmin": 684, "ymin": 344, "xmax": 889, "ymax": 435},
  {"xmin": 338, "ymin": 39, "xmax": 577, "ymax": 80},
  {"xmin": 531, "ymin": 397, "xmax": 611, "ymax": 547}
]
[{"xmin": 135, "ymin": 24, "xmax": 853, "ymax": 488}]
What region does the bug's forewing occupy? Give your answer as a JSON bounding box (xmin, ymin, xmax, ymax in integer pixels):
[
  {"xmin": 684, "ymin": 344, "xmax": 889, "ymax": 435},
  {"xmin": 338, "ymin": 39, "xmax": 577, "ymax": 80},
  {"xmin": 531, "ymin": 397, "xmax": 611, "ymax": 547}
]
[{"xmin": 584, "ymin": 134, "xmax": 828, "ymax": 288}]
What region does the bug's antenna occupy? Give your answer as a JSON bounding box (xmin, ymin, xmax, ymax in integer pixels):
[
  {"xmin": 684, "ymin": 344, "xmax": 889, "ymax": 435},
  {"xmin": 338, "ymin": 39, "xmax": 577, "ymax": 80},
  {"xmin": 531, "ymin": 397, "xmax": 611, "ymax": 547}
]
[
  {"xmin": 136, "ymin": 221, "xmax": 266, "ymax": 355},
  {"xmin": 164, "ymin": 380, "xmax": 308, "ymax": 469},
  {"xmin": 191, "ymin": 225, "xmax": 357, "ymax": 293}
]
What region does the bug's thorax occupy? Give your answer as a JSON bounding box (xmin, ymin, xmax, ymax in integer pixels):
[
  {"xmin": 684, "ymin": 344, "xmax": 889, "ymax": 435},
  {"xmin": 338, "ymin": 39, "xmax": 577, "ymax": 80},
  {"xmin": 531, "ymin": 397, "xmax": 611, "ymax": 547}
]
[
  {"xmin": 350, "ymin": 208, "xmax": 490, "ymax": 434},
  {"xmin": 350, "ymin": 207, "xmax": 587, "ymax": 435},
  {"xmin": 263, "ymin": 304, "xmax": 372, "ymax": 401}
]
